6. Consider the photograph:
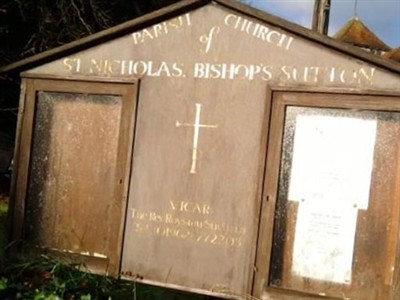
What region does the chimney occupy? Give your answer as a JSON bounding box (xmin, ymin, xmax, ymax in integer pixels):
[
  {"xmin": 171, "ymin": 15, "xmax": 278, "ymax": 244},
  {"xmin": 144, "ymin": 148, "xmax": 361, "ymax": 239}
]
[{"xmin": 312, "ymin": 0, "xmax": 331, "ymax": 35}]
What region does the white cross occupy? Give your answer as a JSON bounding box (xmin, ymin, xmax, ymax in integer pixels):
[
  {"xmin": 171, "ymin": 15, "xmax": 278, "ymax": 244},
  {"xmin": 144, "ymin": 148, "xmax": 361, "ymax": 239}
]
[{"xmin": 176, "ymin": 103, "xmax": 218, "ymax": 174}]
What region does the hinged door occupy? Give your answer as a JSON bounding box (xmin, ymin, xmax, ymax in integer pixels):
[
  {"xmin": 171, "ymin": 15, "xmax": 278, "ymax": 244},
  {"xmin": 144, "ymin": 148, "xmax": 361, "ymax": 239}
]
[
  {"xmin": 11, "ymin": 78, "xmax": 139, "ymax": 276},
  {"xmin": 254, "ymin": 92, "xmax": 400, "ymax": 300}
]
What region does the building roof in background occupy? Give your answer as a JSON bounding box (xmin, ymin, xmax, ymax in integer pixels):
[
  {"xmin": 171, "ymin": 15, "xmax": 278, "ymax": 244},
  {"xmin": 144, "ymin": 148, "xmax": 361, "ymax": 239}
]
[
  {"xmin": 384, "ymin": 47, "xmax": 400, "ymax": 63},
  {"xmin": 334, "ymin": 17, "xmax": 391, "ymax": 52}
]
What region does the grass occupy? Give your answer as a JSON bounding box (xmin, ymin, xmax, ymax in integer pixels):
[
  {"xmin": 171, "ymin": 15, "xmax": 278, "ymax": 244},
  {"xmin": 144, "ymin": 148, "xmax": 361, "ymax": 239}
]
[
  {"xmin": 0, "ymin": 254, "xmax": 210, "ymax": 299},
  {"xmin": 0, "ymin": 194, "xmax": 8, "ymax": 264},
  {"xmin": 0, "ymin": 193, "xmax": 215, "ymax": 300}
]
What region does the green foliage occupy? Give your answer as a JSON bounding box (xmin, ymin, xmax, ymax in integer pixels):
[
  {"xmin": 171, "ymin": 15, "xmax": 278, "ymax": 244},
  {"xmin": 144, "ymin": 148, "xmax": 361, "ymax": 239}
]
[
  {"xmin": 0, "ymin": 198, "xmax": 8, "ymax": 264},
  {"xmin": 0, "ymin": 187, "xmax": 213, "ymax": 300},
  {"xmin": 0, "ymin": 201, "xmax": 7, "ymax": 214},
  {"xmin": 0, "ymin": 277, "xmax": 8, "ymax": 290},
  {"xmin": 33, "ymin": 292, "xmax": 61, "ymax": 300},
  {"xmin": 0, "ymin": 255, "xmax": 211, "ymax": 299}
]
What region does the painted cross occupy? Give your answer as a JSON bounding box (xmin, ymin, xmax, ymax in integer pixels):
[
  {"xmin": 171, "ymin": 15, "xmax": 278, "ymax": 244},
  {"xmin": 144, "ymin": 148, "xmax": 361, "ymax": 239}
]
[{"xmin": 176, "ymin": 103, "xmax": 218, "ymax": 174}]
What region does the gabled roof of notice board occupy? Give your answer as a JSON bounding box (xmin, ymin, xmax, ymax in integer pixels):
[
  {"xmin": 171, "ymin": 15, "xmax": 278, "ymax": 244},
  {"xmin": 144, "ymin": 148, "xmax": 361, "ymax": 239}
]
[{"xmin": 1, "ymin": 0, "xmax": 400, "ymax": 75}]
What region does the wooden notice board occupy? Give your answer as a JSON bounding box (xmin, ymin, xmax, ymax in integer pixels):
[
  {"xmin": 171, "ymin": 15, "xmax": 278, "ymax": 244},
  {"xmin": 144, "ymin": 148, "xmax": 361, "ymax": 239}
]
[
  {"xmin": 5, "ymin": 1, "xmax": 400, "ymax": 299},
  {"xmin": 12, "ymin": 78, "xmax": 139, "ymax": 275},
  {"xmin": 254, "ymin": 92, "xmax": 400, "ymax": 300}
]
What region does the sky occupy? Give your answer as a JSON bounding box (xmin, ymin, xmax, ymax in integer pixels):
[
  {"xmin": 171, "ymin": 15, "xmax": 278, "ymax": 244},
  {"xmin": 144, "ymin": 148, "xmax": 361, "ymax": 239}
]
[{"xmin": 241, "ymin": 0, "xmax": 400, "ymax": 48}]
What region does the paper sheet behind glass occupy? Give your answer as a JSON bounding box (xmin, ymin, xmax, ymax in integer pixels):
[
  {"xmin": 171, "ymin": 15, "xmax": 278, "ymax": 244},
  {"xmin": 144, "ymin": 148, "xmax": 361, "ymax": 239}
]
[
  {"xmin": 292, "ymin": 203, "xmax": 358, "ymax": 284},
  {"xmin": 288, "ymin": 115, "xmax": 377, "ymax": 284}
]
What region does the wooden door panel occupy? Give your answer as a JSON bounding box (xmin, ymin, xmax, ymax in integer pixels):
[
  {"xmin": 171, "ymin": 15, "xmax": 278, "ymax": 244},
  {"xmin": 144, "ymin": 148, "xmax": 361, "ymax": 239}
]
[
  {"xmin": 255, "ymin": 92, "xmax": 400, "ymax": 300},
  {"xmin": 12, "ymin": 79, "xmax": 138, "ymax": 275},
  {"xmin": 121, "ymin": 85, "xmax": 271, "ymax": 295}
]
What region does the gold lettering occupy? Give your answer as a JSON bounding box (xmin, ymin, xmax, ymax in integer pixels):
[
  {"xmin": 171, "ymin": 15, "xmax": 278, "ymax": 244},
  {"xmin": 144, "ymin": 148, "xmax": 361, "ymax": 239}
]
[
  {"xmin": 241, "ymin": 19, "xmax": 252, "ymax": 34},
  {"xmin": 185, "ymin": 13, "xmax": 191, "ymax": 26},
  {"xmin": 252, "ymin": 23, "xmax": 260, "ymax": 36},
  {"xmin": 108, "ymin": 60, "xmax": 121, "ymax": 74},
  {"xmin": 162, "ymin": 22, "xmax": 169, "ymax": 35},
  {"xmin": 311, "ymin": 66, "xmax": 320, "ymax": 82},
  {"xmin": 153, "ymin": 24, "xmax": 163, "ymax": 38},
  {"xmin": 224, "ymin": 14, "xmax": 237, "ymax": 26},
  {"xmin": 130, "ymin": 206, "xmax": 246, "ymax": 248},
  {"xmin": 165, "ymin": 213, "xmax": 173, "ymax": 224},
  {"xmin": 339, "ymin": 67, "xmax": 346, "ymax": 83},
  {"xmin": 170, "ymin": 201, "xmax": 213, "ymax": 215},
  {"xmin": 285, "ymin": 36, "xmax": 294, "ymax": 50},
  {"xmin": 155, "ymin": 62, "xmax": 171, "ymax": 77},
  {"xmin": 303, "ymin": 66, "xmax": 309, "ymax": 82},
  {"xmin": 277, "ymin": 34, "xmax": 286, "ymax": 47},
  {"xmin": 131, "ymin": 13, "xmax": 191, "ymax": 45},
  {"xmin": 168, "ymin": 17, "xmax": 181, "ymax": 28},
  {"xmin": 149, "ymin": 212, "xmax": 162, "ymax": 222},
  {"xmin": 61, "ymin": 57, "xmax": 373, "ymax": 87},
  {"xmin": 262, "ymin": 66, "xmax": 273, "ymax": 81},
  {"xmin": 63, "ymin": 58, "xmax": 73, "ymax": 72},
  {"xmin": 131, "ymin": 32, "xmax": 141, "ymax": 45},
  {"xmin": 302, "ymin": 66, "xmax": 320, "ymax": 82},
  {"xmin": 63, "ymin": 58, "xmax": 80, "ymax": 73},
  {"xmin": 131, "ymin": 208, "xmax": 148, "ymax": 220},
  {"xmin": 132, "ymin": 61, "xmax": 148, "ymax": 75},
  {"xmin": 281, "ymin": 65, "xmax": 292, "ymax": 80},
  {"xmin": 266, "ymin": 30, "xmax": 280, "ymax": 43},
  {"xmin": 141, "ymin": 29, "xmax": 154, "ymax": 42},
  {"xmin": 329, "ymin": 67, "xmax": 336, "ymax": 82},
  {"xmin": 89, "ymin": 59, "xmax": 103, "ymax": 74},
  {"xmin": 120, "ymin": 60, "xmax": 129, "ymax": 75},
  {"xmin": 358, "ymin": 68, "xmax": 375, "ymax": 84},
  {"xmin": 224, "ymin": 13, "xmax": 294, "ymax": 50},
  {"xmin": 76, "ymin": 59, "xmax": 81, "ymax": 72},
  {"xmin": 257, "ymin": 26, "xmax": 269, "ymax": 40},
  {"xmin": 234, "ymin": 16, "xmax": 242, "ymax": 29}
]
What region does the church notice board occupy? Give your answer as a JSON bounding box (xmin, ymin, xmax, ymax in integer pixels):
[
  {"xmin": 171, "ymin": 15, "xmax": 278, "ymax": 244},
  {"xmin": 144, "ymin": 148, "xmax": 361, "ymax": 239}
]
[
  {"xmin": 8, "ymin": 1, "xmax": 400, "ymax": 300},
  {"xmin": 254, "ymin": 92, "xmax": 400, "ymax": 300}
]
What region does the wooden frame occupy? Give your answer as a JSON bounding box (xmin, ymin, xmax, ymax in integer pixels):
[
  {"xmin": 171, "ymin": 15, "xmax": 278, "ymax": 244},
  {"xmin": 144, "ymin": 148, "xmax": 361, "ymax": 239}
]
[
  {"xmin": 8, "ymin": 77, "xmax": 139, "ymax": 276},
  {"xmin": 253, "ymin": 89, "xmax": 400, "ymax": 300}
]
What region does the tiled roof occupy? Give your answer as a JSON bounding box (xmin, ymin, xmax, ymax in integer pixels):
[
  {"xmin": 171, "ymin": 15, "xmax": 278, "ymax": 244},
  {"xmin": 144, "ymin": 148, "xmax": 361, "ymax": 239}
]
[
  {"xmin": 334, "ymin": 17, "xmax": 391, "ymax": 51},
  {"xmin": 384, "ymin": 47, "xmax": 400, "ymax": 63}
]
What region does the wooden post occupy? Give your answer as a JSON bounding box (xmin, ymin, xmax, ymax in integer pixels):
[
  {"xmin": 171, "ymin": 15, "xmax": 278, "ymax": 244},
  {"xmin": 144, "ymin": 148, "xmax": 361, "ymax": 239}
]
[{"xmin": 312, "ymin": 0, "xmax": 331, "ymax": 35}]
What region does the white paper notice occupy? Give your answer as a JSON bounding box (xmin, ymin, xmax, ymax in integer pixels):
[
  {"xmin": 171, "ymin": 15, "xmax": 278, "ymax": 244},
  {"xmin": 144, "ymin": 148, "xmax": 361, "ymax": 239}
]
[
  {"xmin": 292, "ymin": 203, "xmax": 358, "ymax": 284},
  {"xmin": 288, "ymin": 114, "xmax": 377, "ymax": 284},
  {"xmin": 288, "ymin": 115, "xmax": 377, "ymax": 209}
]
